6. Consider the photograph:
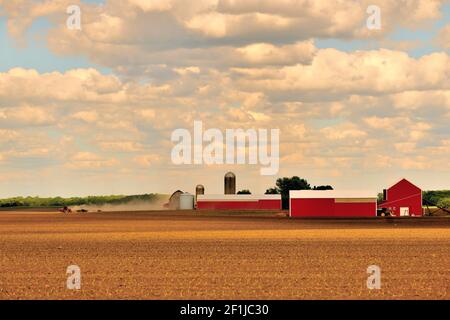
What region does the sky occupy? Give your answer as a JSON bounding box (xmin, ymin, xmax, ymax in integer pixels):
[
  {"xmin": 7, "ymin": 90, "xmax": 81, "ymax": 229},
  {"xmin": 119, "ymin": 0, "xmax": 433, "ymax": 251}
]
[{"xmin": 0, "ymin": 0, "xmax": 449, "ymax": 197}]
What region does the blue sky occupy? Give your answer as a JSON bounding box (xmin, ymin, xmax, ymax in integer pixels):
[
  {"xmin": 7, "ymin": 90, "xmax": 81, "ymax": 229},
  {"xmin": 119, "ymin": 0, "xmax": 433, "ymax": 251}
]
[
  {"xmin": 316, "ymin": 3, "xmax": 450, "ymax": 57},
  {"xmin": 0, "ymin": 16, "xmax": 110, "ymax": 73},
  {"xmin": 0, "ymin": 0, "xmax": 109, "ymax": 73}
]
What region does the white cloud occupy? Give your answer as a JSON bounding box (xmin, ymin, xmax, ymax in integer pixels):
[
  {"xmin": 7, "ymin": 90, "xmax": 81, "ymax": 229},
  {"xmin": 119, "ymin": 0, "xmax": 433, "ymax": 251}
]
[
  {"xmin": 2, "ymin": 0, "xmax": 446, "ymax": 75},
  {"xmin": 236, "ymin": 41, "xmax": 316, "ymax": 66},
  {"xmin": 0, "ymin": 0, "xmax": 449, "ymax": 194},
  {"xmin": 0, "ymin": 106, "xmax": 56, "ymax": 126},
  {"xmin": 232, "ymin": 50, "xmax": 450, "ymax": 97},
  {"xmin": 98, "ymin": 141, "xmax": 143, "ymax": 152},
  {"xmin": 133, "ymin": 154, "xmax": 162, "ymax": 167},
  {"xmin": 65, "ymin": 152, "xmax": 119, "ymax": 169},
  {"xmin": 321, "ymin": 123, "xmax": 367, "ymax": 141},
  {"xmin": 71, "ymin": 111, "xmax": 98, "ymax": 123}
]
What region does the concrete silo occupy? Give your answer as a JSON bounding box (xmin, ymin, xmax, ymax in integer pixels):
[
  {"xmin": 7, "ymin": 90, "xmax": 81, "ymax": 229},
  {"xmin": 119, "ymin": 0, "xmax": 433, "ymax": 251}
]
[
  {"xmin": 179, "ymin": 193, "xmax": 195, "ymax": 210},
  {"xmin": 195, "ymin": 184, "xmax": 205, "ymax": 202},
  {"xmin": 224, "ymin": 172, "xmax": 236, "ymax": 195}
]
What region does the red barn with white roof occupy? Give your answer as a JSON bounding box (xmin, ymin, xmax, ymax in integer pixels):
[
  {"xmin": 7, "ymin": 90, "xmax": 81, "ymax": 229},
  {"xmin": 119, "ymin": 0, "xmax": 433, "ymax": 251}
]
[
  {"xmin": 197, "ymin": 194, "xmax": 281, "ymax": 210},
  {"xmin": 289, "ymin": 190, "xmax": 377, "ymax": 218},
  {"xmin": 379, "ymin": 179, "xmax": 422, "ymax": 217}
]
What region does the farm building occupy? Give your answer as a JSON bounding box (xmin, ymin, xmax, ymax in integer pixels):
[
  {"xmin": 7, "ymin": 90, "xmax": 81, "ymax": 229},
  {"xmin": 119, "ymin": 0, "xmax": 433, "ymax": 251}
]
[
  {"xmin": 166, "ymin": 190, "xmax": 183, "ymax": 210},
  {"xmin": 378, "ymin": 179, "xmax": 423, "ymax": 216},
  {"xmin": 289, "ymin": 190, "xmax": 377, "ymax": 218},
  {"xmin": 197, "ymin": 194, "xmax": 282, "ymax": 210}
]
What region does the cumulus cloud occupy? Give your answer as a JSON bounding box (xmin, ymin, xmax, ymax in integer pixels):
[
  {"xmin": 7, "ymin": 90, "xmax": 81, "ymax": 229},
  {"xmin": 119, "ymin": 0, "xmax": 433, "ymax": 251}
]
[
  {"xmin": 232, "ymin": 49, "xmax": 450, "ymax": 98},
  {"xmin": 0, "ymin": 129, "xmax": 20, "ymax": 143},
  {"xmin": 0, "ymin": 0, "xmax": 74, "ymax": 45},
  {"xmin": 0, "ymin": 0, "xmax": 449, "ymax": 195},
  {"xmin": 98, "ymin": 141, "xmax": 144, "ymax": 152},
  {"xmin": 0, "ymin": 68, "xmax": 120, "ymax": 103},
  {"xmin": 1, "ymin": 0, "xmax": 446, "ymax": 75},
  {"xmin": 321, "ymin": 123, "xmax": 367, "ymax": 141},
  {"xmin": 0, "ymin": 106, "xmax": 56, "ymax": 127},
  {"xmin": 133, "ymin": 154, "xmax": 163, "ymax": 167},
  {"xmin": 236, "ymin": 41, "xmax": 316, "ymax": 66},
  {"xmin": 0, "ymin": 128, "xmax": 66, "ymax": 165},
  {"xmin": 0, "ymin": 40, "xmax": 449, "ymax": 182},
  {"xmin": 71, "ymin": 110, "xmax": 98, "ymax": 123},
  {"xmin": 65, "ymin": 151, "xmax": 119, "ymax": 170}
]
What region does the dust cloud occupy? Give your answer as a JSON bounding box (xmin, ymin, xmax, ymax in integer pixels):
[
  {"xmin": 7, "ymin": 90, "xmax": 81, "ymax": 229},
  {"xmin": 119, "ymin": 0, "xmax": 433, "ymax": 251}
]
[{"xmin": 70, "ymin": 196, "xmax": 170, "ymax": 213}]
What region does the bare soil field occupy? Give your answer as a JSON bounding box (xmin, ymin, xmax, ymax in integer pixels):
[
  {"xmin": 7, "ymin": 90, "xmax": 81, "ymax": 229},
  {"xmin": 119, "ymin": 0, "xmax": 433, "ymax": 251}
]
[{"xmin": 0, "ymin": 210, "xmax": 449, "ymax": 300}]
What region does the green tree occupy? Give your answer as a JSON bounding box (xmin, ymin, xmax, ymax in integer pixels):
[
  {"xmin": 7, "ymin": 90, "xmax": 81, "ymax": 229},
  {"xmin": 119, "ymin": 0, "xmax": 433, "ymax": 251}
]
[
  {"xmin": 313, "ymin": 185, "xmax": 333, "ymax": 190},
  {"xmin": 423, "ymin": 190, "xmax": 450, "ymax": 206},
  {"xmin": 265, "ymin": 187, "xmax": 279, "ymax": 194},
  {"xmin": 0, "ymin": 194, "xmax": 162, "ymax": 208},
  {"xmin": 266, "ymin": 176, "xmax": 312, "ymax": 209},
  {"xmin": 377, "ymin": 192, "xmax": 384, "ymax": 204},
  {"xmin": 437, "ymin": 198, "xmax": 450, "ymax": 209}
]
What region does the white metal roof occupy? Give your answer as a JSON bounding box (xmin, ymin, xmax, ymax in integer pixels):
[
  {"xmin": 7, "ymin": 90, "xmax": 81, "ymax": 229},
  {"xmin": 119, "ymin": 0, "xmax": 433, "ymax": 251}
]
[
  {"xmin": 197, "ymin": 194, "xmax": 281, "ymax": 201},
  {"xmin": 289, "ymin": 190, "xmax": 376, "ymax": 199}
]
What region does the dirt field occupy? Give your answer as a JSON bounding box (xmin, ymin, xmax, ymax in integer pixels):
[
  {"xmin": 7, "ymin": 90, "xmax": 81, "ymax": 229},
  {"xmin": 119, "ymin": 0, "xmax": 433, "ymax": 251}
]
[{"xmin": 0, "ymin": 210, "xmax": 449, "ymax": 300}]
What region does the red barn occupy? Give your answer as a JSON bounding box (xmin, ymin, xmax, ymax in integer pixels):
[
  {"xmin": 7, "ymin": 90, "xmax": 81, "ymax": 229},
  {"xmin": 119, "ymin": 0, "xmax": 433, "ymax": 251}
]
[
  {"xmin": 289, "ymin": 190, "xmax": 377, "ymax": 218},
  {"xmin": 197, "ymin": 194, "xmax": 281, "ymax": 210},
  {"xmin": 379, "ymin": 179, "xmax": 422, "ymax": 216}
]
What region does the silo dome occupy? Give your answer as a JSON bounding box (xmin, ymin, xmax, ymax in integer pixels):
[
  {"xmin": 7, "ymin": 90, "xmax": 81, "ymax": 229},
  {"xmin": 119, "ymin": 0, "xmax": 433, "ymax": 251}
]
[
  {"xmin": 195, "ymin": 184, "xmax": 205, "ymax": 204},
  {"xmin": 196, "ymin": 184, "xmax": 205, "ymax": 195}
]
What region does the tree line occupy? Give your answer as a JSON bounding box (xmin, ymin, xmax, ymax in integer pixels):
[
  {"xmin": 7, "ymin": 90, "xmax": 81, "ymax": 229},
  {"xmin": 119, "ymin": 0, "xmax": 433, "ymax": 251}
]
[
  {"xmin": 422, "ymin": 190, "xmax": 450, "ymax": 208},
  {"xmin": 0, "ymin": 194, "xmax": 162, "ymax": 208}
]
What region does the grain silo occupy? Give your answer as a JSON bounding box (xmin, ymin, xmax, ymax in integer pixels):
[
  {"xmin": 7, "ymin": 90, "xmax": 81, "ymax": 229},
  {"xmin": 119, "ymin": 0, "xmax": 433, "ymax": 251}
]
[
  {"xmin": 168, "ymin": 190, "xmax": 183, "ymax": 210},
  {"xmin": 224, "ymin": 172, "xmax": 236, "ymax": 195},
  {"xmin": 179, "ymin": 193, "xmax": 195, "ymax": 210},
  {"xmin": 195, "ymin": 184, "xmax": 205, "ymax": 202}
]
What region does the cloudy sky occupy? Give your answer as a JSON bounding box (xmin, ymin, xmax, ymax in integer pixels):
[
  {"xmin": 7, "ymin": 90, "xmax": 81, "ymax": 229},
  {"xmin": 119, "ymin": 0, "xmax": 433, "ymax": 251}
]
[{"xmin": 0, "ymin": 0, "xmax": 449, "ymax": 197}]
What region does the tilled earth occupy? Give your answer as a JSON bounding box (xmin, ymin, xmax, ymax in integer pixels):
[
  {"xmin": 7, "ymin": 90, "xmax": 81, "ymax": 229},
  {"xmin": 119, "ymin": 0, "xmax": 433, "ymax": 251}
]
[{"xmin": 0, "ymin": 211, "xmax": 449, "ymax": 299}]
